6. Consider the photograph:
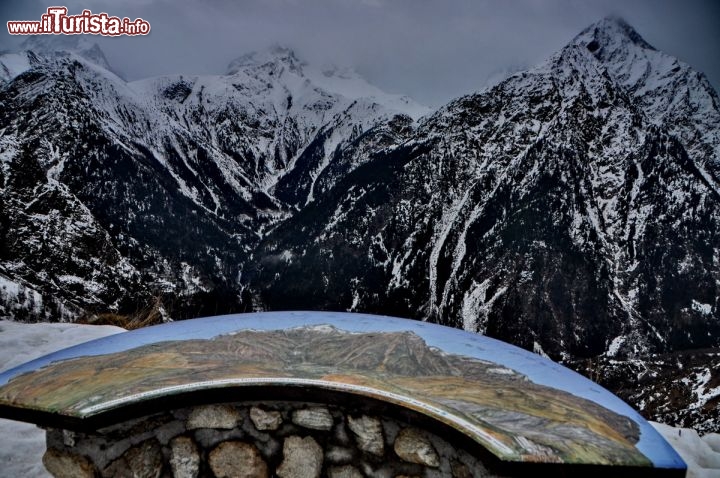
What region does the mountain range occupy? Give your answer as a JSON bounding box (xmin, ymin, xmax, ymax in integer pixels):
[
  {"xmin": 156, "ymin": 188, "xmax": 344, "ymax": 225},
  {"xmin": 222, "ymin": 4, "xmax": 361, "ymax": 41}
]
[{"xmin": 0, "ymin": 17, "xmax": 717, "ymax": 431}]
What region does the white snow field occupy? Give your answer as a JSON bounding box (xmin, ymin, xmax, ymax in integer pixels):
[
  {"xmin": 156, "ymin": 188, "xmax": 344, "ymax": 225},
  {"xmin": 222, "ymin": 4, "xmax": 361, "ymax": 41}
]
[{"xmin": 0, "ymin": 319, "xmax": 718, "ymax": 477}]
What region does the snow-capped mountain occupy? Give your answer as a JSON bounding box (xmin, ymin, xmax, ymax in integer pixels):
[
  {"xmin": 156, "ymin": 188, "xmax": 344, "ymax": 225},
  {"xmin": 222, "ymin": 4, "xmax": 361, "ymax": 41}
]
[
  {"xmin": 252, "ymin": 17, "xmax": 720, "ymax": 362},
  {"xmin": 572, "ymin": 17, "xmax": 720, "ymax": 178},
  {"xmin": 0, "ymin": 41, "xmax": 427, "ymax": 321},
  {"xmin": 18, "ymin": 34, "xmax": 116, "ymax": 75}
]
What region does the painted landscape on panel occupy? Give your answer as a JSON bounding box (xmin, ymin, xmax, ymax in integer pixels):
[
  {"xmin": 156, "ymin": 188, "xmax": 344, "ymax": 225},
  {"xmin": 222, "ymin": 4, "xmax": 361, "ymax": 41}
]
[{"xmin": 0, "ymin": 313, "xmax": 670, "ymax": 467}]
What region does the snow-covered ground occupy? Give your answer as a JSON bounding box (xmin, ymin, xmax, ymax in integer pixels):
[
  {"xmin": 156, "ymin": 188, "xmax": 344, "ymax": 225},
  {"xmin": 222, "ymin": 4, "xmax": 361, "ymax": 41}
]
[
  {"xmin": 0, "ymin": 320, "xmax": 124, "ymax": 477},
  {"xmin": 0, "ymin": 319, "xmax": 718, "ymax": 477},
  {"xmin": 651, "ymin": 422, "xmax": 720, "ymax": 478}
]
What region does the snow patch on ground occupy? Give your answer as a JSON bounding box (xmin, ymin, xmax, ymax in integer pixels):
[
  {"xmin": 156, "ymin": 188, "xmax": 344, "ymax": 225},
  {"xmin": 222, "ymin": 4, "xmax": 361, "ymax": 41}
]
[
  {"xmin": 0, "ymin": 320, "xmax": 124, "ymax": 477},
  {"xmin": 460, "ymin": 279, "xmax": 506, "ymax": 334},
  {"xmin": 533, "ymin": 341, "xmax": 550, "ymax": 359},
  {"xmin": 607, "ymin": 335, "xmax": 627, "ymax": 357},
  {"xmin": 691, "ymin": 300, "xmax": 713, "ymax": 316},
  {"xmin": 652, "ymin": 422, "xmax": 720, "ymax": 478},
  {"xmin": 682, "ymin": 368, "xmax": 720, "ymax": 409}
]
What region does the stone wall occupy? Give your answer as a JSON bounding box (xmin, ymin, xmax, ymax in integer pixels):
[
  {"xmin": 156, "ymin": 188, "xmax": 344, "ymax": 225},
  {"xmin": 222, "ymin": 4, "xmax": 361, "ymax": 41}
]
[{"xmin": 42, "ymin": 400, "xmax": 499, "ymax": 478}]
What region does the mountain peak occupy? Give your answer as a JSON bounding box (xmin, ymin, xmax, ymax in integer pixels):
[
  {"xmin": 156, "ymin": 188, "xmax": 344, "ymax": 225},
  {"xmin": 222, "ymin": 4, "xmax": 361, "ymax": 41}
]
[
  {"xmin": 572, "ymin": 16, "xmax": 656, "ymax": 55},
  {"xmin": 226, "ymin": 45, "xmax": 304, "ymax": 75},
  {"xmin": 568, "ymin": 15, "xmax": 720, "ymax": 165},
  {"xmin": 19, "ymin": 35, "xmax": 114, "ymax": 72},
  {"xmin": 21, "ymin": 34, "xmax": 94, "ymax": 52}
]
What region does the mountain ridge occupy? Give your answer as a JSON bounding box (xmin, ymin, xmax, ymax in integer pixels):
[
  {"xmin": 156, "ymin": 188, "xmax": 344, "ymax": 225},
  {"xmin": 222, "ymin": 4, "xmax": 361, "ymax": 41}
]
[{"xmin": 0, "ymin": 41, "xmax": 427, "ymax": 321}]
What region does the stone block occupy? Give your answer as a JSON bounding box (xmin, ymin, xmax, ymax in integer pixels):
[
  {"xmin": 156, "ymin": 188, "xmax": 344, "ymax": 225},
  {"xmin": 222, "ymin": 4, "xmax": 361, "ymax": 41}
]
[{"xmin": 208, "ymin": 441, "xmax": 268, "ymax": 478}]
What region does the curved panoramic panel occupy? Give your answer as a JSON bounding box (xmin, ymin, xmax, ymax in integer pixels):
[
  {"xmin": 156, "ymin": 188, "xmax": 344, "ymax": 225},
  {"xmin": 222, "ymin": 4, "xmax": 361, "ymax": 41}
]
[{"xmin": 0, "ymin": 312, "xmax": 684, "ymax": 470}]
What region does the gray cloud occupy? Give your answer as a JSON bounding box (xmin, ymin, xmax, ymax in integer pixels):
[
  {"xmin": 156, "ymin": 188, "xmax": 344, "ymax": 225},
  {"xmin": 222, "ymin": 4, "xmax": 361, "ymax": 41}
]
[{"xmin": 2, "ymin": 0, "xmax": 719, "ymax": 107}]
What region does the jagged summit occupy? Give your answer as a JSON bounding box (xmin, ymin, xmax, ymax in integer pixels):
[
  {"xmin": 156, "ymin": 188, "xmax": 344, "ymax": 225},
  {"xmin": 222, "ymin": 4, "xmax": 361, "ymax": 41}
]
[
  {"xmin": 19, "ymin": 34, "xmax": 113, "ymax": 72},
  {"xmin": 226, "ymin": 45, "xmax": 304, "ymax": 75},
  {"xmin": 222, "ymin": 45, "xmax": 429, "ymax": 120},
  {"xmin": 482, "ymin": 16, "xmax": 656, "ymax": 101},
  {"xmin": 571, "ymin": 16, "xmax": 720, "ymax": 171},
  {"xmin": 573, "ymin": 15, "xmax": 656, "ymax": 53}
]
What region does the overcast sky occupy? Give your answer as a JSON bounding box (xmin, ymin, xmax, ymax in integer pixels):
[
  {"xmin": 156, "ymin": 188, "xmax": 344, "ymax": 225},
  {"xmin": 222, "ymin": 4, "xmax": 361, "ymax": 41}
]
[{"xmin": 1, "ymin": 0, "xmax": 719, "ymax": 107}]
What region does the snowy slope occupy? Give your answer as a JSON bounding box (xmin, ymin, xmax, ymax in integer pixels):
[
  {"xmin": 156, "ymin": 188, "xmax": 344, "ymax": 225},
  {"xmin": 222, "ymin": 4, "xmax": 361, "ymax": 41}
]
[
  {"xmin": 0, "ymin": 51, "xmax": 36, "ymax": 84},
  {"xmin": 572, "ymin": 16, "xmax": 720, "ymax": 178},
  {"xmin": 129, "ymin": 45, "xmax": 428, "ymax": 197}
]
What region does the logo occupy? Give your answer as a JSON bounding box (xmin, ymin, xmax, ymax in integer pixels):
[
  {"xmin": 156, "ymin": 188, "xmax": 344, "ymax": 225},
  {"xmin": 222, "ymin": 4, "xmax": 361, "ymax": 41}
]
[{"xmin": 7, "ymin": 6, "xmax": 151, "ymax": 36}]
